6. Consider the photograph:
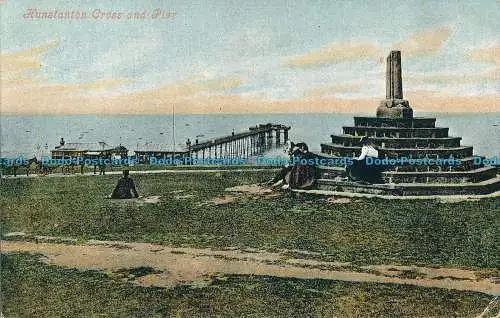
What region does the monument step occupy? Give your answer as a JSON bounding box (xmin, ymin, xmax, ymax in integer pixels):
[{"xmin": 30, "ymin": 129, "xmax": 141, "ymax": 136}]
[
  {"xmin": 343, "ymin": 126, "xmax": 449, "ymax": 138},
  {"xmin": 314, "ymin": 154, "xmax": 485, "ymax": 172},
  {"xmin": 316, "ymin": 179, "xmax": 391, "ymax": 195},
  {"xmin": 316, "ymin": 176, "xmax": 500, "ymax": 196},
  {"xmin": 353, "ymin": 116, "xmax": 436, "ymax": 128},
  {"xmin": 318, "ymin": 166, "xmax": 346, "ymax": 178},
  {"xmin": 381, "ymin": 166, "xmax": 497, "ymax": 184},
  {"xmin": 391, "ymin": 156, "xmax": 485, "ymax": 172},
  {"xmin": 330, "ymin": 135, "xmax": 462, "ymax": 148},
  {"xmin": 317, "ymin": 165, "xmax": 495, "ymax": 183},
  {"xmin": 320, "ymin": 143, "xmax": 473, "ymax": 159}
]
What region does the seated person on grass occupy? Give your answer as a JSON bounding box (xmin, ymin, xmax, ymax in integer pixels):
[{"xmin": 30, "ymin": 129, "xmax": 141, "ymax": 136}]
[
  {"xmin": 110, "ymin": 170, "xmax": 139, "ymax": 199},
  {"xmin": 283, "ymin": 143, "xmax": 318, "ymax": 190},
  {"xmin": 266, "ymin": 141, "xmax": 300, "ymax": 187}
]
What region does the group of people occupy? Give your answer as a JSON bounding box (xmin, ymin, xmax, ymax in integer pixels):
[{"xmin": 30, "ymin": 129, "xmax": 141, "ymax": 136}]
[
  {"xmin": 108, "ymin": 136, "xmax": 383, "ymax": 199},
  {"xmin": 266, "ymin": 141, "xmax": 319, "ymax": 190},
  {"xmin": 267, "ymin": 136, "xmax": 384, "ymax": 190}
]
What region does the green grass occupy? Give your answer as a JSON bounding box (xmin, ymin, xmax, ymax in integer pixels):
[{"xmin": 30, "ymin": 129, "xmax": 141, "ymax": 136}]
[
  {"xmin": 1, "ymin": 253, "xmax": 492, "ymax": 318},
  {"xmin": 1, "ymin": 163, "xmax": 279, "ymax": 176},
  {"xmin": 1, "ymin": 171, "xmax": 499, "ymax": 268}
]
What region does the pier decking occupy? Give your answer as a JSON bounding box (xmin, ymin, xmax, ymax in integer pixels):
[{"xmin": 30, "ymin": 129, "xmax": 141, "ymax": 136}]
[{"xmin": 134, "ymin": 123, "xmax": 290, "ymax": 163}]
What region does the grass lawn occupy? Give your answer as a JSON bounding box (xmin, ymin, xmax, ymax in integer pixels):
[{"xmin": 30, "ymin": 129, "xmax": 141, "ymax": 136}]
[
  {"xmin": 1, "ymin": 253, "xmax": 492, "ymax": 318},
  {"xmin": 1, "ymin": 171, "xmax": 498, "ymax": 268},
  {"xmin": 1, "ymin": 171, "xmax": 499, "ymax": 317},
  {"xmin": 0, "ymin": 163, "xmax": 279, "ymax": 176}
]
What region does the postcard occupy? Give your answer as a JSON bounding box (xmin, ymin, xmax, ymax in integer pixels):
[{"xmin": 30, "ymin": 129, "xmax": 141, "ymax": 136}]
[{"xmin": 1, "ymin": 1, "xmax": 499, "ymax": 317}]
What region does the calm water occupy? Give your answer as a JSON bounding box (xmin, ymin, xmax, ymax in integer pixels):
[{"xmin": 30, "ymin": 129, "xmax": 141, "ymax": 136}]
[{"xmin": 1, "ymin": 113, "xmax": 499, "ymax": 158}]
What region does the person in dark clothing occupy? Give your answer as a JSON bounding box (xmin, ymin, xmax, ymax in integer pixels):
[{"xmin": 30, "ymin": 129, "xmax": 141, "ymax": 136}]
[
  {"xmin": 111, "ymin": 170, "xmax": 139, "ymax": 199},
  {"xmin": 347, "ymin": 136, "xmax": 383, "ymax": 184},
  {"xmin": 266, "ymin": 141, "xmax": 299, "ymax": 186},
  {"xmin": 284, "ymin": 143, "xmax": 318, "ymax": 189},
  {"xmin": 99, "ymin": 162, "xmax": 106, "ymax": 175}
]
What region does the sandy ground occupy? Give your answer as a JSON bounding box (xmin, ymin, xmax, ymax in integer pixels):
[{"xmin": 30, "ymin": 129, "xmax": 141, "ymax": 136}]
[
  {"xmin": 107, "ymin": 196, "xmax": 162, "ymax": 206},
  {"xmin": 225, "ymin": 184, "xmax": 274, "ymax": 195},
  {"xmin": 2, "ymin": 238, "xmax": 499, "ymax": 295}
]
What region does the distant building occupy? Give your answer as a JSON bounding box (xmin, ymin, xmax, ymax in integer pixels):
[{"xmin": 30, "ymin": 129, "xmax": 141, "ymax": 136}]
[
  {"xmin": 51, "ymin": 141, "xmax": 127, "ymax": 160},
  {"xmin": 134, "ymin": 144, "xmax": 189, "ymax": 164}
]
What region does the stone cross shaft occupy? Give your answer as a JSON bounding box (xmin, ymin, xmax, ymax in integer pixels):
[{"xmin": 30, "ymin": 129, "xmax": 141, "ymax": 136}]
[
  {"xmin": 376, "ymin": 50, "xmax": 412, "ymax": 118},
  {"xmin": 386, "ymin": 50, "xmax": 403, "ymax": 100}
]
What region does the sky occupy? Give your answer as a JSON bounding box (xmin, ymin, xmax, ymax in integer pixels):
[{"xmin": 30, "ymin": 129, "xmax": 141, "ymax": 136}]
[{"xmin": 1, "ymin": 0, "xmax": 499, "ymax": 114}]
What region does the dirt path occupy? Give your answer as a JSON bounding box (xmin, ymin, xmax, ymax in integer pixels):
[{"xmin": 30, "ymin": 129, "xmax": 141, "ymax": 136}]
[
  {"xmin": 2, "ymin": 239, "xmax": 499, "ymax": 295},
  {"xmin": 1, "ymin": 168, "xmax": 278, "ymax": 179}
]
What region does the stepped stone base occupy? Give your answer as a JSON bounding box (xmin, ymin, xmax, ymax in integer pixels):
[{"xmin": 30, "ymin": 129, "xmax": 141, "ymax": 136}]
[
  {"xmin": 316, "ymin": 116, "xmax": 499, "ymax": 196},
  {"xmin": 316, "ymin": 177, "xmax": 500, "ymax": 196},
  {"xmin": 318, "ymin": 50, "xmax": 500, "ymax": 195}
]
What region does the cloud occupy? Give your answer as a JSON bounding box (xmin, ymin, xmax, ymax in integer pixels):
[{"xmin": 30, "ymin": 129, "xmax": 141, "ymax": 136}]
[
  {"xmin": 1, "ymin": 76, "xmax": 44, "ymax": 88},
  {"xmin": 404, "ymin": 43, "xmax": 500, "ymax": 86},
  {"xmin": 1, "ymin": 37, "xmax": 243, "ymax": 115},
  {"xmin": 4, "ymin": 81, "xmax": 497, "ymax": 115},
  {"xmin": 405, "ymin": 70, "xmax": 499, "ymax": 85},
  {"xmin": 393, "ymin": 27, "xmax": 450, "ymax": 58},
  {"xmin": 286, "ymin": 27, "xmax": 451, "ymax": 68},
  {"xmin": 405, "ymin": 91, "xmax": 499, "ymax": 112},
  {"xmin": 467, "ymin": 45, "xmax": 500, "ymax": 81},
  {"xmin": 139, "ymin": 75, "xmax": 242, "ymax": 101},
  {"xmin": 1, "ymin": 39, "xmax": 59, "ymax": 76},
  {"xmin": 303, "ymin": 82, "xmax": 364, "ymax": 98},
  {"xmin": 1, "ymin": 40, "xmax": 135, "ymax": 114},
  {"xmin": 286, "ymin": 42, "xmax": 381, "ymax": 67},
  {"xmin": 197, "ymin": 76, "xmax": 242, "ymax": 93},
  {"xmin": 469, "ymin": 44, "xmax": 500, "ymax": 65},
  {"xmin": 4, "ymin": 78, "xmax": 130, "ymax": 92},
  {"xmin": 1, "ymin": 25, "xmax": 496, "ymax": 115},
  {"xmin": 1, "ymin": 74, "xmax": 242, "ymax": 114}
]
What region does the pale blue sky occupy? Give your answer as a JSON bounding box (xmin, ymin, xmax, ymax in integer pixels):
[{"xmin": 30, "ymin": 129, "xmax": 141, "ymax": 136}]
[{"xmin": 1, "ymin": 0, "xmax": 499, "ymax": 113}]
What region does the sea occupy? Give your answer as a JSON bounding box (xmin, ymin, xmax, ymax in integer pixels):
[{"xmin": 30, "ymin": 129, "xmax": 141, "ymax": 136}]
[{"xmin": 1, "ymin": 113, "xmax": 499, "ymax": 159}]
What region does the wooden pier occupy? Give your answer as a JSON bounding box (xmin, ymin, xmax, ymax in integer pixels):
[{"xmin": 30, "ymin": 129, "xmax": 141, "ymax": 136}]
[{"xmin": 134, "ymin": 123, "xmax": 290, "ymax": 163}]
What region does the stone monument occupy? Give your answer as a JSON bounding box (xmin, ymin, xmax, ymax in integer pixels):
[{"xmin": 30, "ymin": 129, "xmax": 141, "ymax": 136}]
[
  {"xmin": 316, "ymin": 51, "xmax": 499, "ymax": 195},
  {"xmin": 376, "ymin": 50, "xmax": 413, "ymax": 119}
]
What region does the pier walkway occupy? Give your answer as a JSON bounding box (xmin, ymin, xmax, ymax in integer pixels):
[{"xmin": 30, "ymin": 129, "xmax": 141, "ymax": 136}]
[{"xmin": 135, "ymin": 123, "xmax": 290, "ymax": 163}]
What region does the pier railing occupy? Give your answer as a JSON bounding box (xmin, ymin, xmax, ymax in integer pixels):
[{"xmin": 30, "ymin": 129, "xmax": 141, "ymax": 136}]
[{"xmin": 134, "ymin": 123, "xmax": 290, "ymax": 163}]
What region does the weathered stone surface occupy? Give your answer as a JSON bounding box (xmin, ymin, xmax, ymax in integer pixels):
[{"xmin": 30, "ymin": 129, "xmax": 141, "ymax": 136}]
[
  {"xmin": 379, "ymin": 99, "xmax": 410, "ymax": 108},
  {"xmin": 379, "ymin": 50, "xmax": 413, "ymax": 118},
  {"xmin": 376, "ymin": 104, "xmax": 413, "ymax": 118},
  {"xmin": 377, "ymin": 51, "xmax": 413, "ymax": 118},
  {"xmin": 386, "ymin": 51, "xmax": 403, "ymax": 99}
]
